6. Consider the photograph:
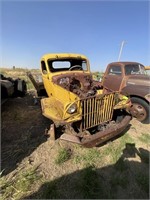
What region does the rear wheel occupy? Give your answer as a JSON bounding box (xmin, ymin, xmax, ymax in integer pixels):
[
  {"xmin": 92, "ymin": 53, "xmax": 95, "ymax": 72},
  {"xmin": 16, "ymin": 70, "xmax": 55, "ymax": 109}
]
[{"xmin": 130, "ymin": 97, "xmax": 150, "ymax": 124}]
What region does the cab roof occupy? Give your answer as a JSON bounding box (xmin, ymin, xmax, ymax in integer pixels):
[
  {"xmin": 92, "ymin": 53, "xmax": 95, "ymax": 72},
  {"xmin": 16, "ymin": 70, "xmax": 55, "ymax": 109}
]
[
  {"xmin": 108, "ymin": 61, "xmax": 143, "ymax": 66},
  {"xmin": 41, "ymin": 53, "xmax": 88, "ymax": 61}
]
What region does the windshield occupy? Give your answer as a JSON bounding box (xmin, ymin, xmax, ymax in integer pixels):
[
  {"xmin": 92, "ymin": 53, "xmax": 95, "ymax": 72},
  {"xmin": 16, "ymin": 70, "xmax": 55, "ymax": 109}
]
[
  {"xmin": 47, "ymin": 59, "xmax": 88, "ymax": 72},
  {"xmin": 125, "ymin": 64, "xmax": 147, "ymax": 75}
]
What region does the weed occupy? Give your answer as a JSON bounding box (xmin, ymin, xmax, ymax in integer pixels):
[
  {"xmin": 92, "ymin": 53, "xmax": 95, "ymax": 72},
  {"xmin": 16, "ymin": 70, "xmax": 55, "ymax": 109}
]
[
  {"xmin": 55, "ymin": 148, "xmax": 72, "ymax": 165},
  {"xmin": 0, "ymin": 167, "xmax": 42, "ymax": 200}
]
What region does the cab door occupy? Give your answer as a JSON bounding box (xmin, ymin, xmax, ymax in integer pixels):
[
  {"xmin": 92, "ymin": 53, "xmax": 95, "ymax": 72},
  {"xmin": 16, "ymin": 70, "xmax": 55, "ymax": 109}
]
[
  {"xmin": 103, "ymin": 64, "xmax": 123, "ymax": 91},
  {"xmin": 41, "ymin": 60, "xmax": 52, "ymax": 96}
]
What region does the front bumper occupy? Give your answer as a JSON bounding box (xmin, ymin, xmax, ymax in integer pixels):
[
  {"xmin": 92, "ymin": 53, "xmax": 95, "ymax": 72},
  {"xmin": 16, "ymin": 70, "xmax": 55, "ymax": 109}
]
[{"xmin": 60, "ymin": 115, "xmax": 131, "ymax": 148}]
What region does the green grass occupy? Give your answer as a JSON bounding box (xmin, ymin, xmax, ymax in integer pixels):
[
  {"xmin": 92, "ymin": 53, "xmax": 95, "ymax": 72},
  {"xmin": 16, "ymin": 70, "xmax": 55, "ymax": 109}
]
[
  {"xmin": 73, "ymin": 133, "xmax": 133, "ymax": 169},
  {"xmin": 109, "ymin": 173, "xmax": 129, "ymax": 198},
  {"xmin": 138, "ymin": 133, "xmax": 150, "ymax": 144},
  {"xmin": 109, "ymin": 133, "xmax": 134, "ymax": 164},
  {"xmin": 26, "ymin": 79, "xmax": 35, "ymax": 90},
  {"xmin": 73, "ymin": 148, "xmax": 101, "ymax": 166},
  {"xmin": 110, "ymin": 173, "xmax": 129, "ymax": 189},
  {"xmin": 55, "ymin": 148, "xmax": 72, "ymax": 165},
  {"xmin": 114, "ymin": 157, "xmax": 128, "ymax": 172},
  {"xmin": 37, "ymin": 181, "xmax": 60, "ymax": 199},
  {"xmin": 0, "ymin": 167, "xmax": 42, "ymax": 200},
  {"xmin": 76, "ymin": 166, "xmax": 105, "ymax": 199}
]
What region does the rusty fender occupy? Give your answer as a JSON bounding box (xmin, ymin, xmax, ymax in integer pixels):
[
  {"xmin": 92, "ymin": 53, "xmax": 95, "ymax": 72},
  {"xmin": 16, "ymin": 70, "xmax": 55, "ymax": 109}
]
[{"xmin": 60, "ymin": 115, "xmax": 131, "ymax": 148}]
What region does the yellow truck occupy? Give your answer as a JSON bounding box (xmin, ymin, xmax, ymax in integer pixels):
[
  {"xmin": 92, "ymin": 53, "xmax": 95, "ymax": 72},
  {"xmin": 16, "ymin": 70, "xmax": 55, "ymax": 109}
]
[{"xmin": 28, "ymin": 53, "xmax": 132, "ymax": 147}]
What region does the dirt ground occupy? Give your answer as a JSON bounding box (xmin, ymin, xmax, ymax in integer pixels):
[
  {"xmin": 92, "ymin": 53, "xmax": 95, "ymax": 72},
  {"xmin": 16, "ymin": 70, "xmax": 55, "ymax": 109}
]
[
  {"xmin": 1, "ymin": 92, "xmax": 50, "ymax": 175},
  {"xmin": 1, "ymin": 92, "xmax": 150, "ymax": 199}
]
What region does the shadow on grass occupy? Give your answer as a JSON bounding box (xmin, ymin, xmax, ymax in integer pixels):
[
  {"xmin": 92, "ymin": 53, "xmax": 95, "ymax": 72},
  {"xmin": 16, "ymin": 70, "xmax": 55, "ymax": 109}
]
[
  {"xmin": 1, "ymin": 92, "xmax": 51, "ymax": 176},
  {"xmin": 24, "ymin": 143, "xmax": 149, "ymax": 199}
]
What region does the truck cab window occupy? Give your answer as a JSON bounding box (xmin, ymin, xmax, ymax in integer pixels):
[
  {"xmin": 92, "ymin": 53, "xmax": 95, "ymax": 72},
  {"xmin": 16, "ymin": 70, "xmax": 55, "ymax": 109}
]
[
  {"xmin": 125, "ymin": 64, "xmax": 146, "ymax": 75},
  {"xmin": 108, "ymin": 66, "xmax": 122, "ymax": 75}
]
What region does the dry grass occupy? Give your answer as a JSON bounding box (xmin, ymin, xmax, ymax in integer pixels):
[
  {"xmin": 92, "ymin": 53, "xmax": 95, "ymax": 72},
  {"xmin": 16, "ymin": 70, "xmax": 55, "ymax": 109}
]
[
  {"xmin": 0, "ymin": 167, "xmax": 42, "ymax": 200},
  {"xmin": 0, "ymin": 67, "xmax": 41, "ymax": 90},
  {"xmin": 1, "ymin": 116, "xmax": 149, "ymax": 199}
]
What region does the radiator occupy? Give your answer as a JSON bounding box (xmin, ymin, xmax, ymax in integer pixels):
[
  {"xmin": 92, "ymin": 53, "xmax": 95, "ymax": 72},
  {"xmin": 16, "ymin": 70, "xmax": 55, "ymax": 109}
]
[{"xmin": 81, "ymin": 93, "xmax": 115, "ymax": 130}]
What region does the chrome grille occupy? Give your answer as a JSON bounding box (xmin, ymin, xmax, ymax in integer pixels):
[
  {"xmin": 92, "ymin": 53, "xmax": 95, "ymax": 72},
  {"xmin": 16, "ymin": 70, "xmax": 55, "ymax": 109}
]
[{"xmin": 81, "ymin": 93, "xmax": 115, "ymax": 130}]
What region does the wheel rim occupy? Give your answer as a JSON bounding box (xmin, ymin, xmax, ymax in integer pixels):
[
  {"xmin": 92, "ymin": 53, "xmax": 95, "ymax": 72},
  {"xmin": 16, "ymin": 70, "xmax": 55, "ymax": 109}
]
[{"xmin": 130, "ymin": 103, "xmax": 147, "ymax": 121}]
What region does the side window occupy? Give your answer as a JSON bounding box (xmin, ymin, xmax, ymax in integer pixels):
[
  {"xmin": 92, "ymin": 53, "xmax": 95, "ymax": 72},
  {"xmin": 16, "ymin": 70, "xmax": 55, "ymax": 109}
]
[
  {"xmin": 41, "ymin": 61, "xmax": 47, "ymax": 74},
  {"xmin": 108, "ymin": 66, "xmax": 122, "ymax": 75}
]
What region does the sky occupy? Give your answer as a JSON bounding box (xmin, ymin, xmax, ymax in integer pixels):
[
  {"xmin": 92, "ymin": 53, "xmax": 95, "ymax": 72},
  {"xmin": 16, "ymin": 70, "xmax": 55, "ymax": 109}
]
[{"xmin": 1, "ymin": 0, "xmax": 150, "ymax": 71}]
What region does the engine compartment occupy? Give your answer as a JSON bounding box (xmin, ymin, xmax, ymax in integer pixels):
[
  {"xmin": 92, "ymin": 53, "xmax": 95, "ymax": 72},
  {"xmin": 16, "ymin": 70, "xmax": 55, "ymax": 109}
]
[{"xmin": 52, "ymin": 73, "xmax": 101, "ymax": 98}]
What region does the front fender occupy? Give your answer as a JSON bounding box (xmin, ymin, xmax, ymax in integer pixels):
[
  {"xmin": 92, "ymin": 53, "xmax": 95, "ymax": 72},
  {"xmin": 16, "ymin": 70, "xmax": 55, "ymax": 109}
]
[
  {"xmin": 122, "ymin": 85, "xmax": 150, "ymax": 103},
  {"xmin": 41, "ymin": 97, "xmax": 64, "ymax": 122},
  {"xmin": 41, "ymin": 97, "xmax": 82, "ymax": 124}
]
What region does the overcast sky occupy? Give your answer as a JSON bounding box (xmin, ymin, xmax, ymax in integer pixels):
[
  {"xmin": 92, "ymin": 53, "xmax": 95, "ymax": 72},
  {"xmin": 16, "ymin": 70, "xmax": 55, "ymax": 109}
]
[{"xmin": 1, "ymin": 0, "xmax": 149, "ymax": 71}]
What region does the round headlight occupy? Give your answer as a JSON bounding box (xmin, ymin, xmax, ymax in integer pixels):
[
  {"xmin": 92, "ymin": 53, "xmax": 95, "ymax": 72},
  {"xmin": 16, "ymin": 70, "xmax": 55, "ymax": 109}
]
[
  {"xmin": 67, "ymin": 103, "xmax": 77, "ymax": 114},
  {"xmin": 118, "ymin": 94, "xmax": 128, "ymax": 100}
]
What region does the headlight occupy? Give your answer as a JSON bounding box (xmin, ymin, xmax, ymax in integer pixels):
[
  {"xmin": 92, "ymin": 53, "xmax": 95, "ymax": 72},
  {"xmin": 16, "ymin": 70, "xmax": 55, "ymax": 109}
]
[
  {"xmin": 118, "ymin": 94, "xmax": 128, "ymax": 100},
  {"xmin": 114, "ymin": 94, "xmax": 131, "ymax": 110},
  {"xmin": 67, "ymin": 103, "xmax": 77, "ymax": 114}
]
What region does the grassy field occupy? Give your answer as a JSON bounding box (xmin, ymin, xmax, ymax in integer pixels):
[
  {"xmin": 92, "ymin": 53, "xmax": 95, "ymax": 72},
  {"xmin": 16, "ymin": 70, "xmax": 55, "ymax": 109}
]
[
  {"xmin": 1, "ymin": 68, "xmax": 149, "ymax": 199},
  {"xmin": 0, "ymin": 67, "xmax": 40, "ymax": 90}
]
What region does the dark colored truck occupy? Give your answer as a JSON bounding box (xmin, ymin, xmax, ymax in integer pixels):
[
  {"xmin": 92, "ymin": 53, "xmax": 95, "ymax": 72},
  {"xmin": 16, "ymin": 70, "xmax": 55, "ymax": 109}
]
[
  {"xmin": 102, "ymin": 62, "xmax": 150, "ymax": 123},
  {"xmin": 0, "ymin": 74, "xmax": 27, "ymax": 104}
]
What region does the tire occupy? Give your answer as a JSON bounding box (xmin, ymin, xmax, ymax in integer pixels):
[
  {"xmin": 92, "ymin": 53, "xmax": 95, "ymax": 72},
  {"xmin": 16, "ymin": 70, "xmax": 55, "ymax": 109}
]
[
  {"xmin": 1, "ymin": 86, "xmax": 8, "ymax": 98},
  {"xmin": 130, "ymin": 97, "xmax": 150, "ymax": 124},
  {"xmin": 14, "ymin": 79, "xmax": 27, "ymax": 97}
]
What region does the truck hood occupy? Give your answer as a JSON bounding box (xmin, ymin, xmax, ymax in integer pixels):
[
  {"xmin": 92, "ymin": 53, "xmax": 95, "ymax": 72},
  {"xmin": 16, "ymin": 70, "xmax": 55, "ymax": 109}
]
[{"xmin": 127, "ymin": 75, "xmax": 150, "ymax": 87}]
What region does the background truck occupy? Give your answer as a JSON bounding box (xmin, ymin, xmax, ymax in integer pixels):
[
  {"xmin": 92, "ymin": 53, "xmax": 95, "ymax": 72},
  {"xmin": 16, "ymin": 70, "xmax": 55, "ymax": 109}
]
[
  {"xmin": 102, "ymin": 62, "xmax": 150, "ymax": 123},
  {"xmin": 0, "ymin": 74, "xmax": 27, "ymax": 104},
  {"xmin": 28, "ymin": 53, "xmax": 132, "ymax": 147}
]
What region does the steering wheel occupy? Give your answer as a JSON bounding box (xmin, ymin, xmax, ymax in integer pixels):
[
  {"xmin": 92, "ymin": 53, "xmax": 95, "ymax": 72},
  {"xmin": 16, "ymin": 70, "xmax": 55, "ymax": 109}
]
[{"xmin": 69, "ymin": 65, "xmax": 82, "ymax": 71}]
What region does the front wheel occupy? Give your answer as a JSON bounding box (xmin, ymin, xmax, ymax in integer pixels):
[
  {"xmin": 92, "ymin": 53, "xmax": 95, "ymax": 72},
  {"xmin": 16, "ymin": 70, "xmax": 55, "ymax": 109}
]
[{"xmin": 130, "ymin": 97, "xmax": 150, "ymax": 124}]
